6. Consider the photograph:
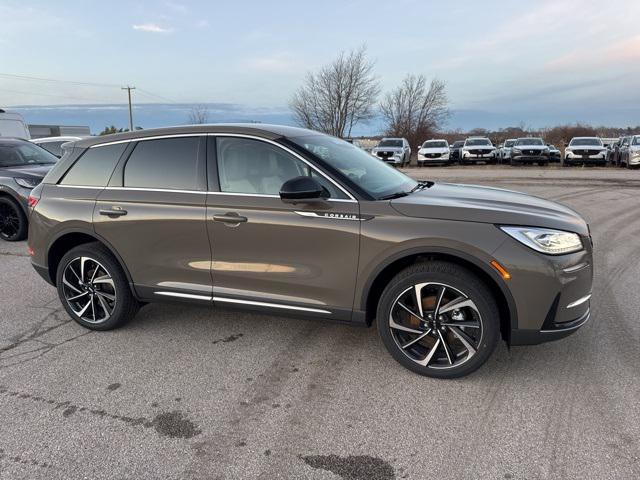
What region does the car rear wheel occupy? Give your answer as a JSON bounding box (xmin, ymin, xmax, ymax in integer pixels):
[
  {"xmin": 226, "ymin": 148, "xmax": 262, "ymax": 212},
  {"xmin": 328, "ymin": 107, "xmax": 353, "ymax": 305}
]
[
  {"xmin": 56, "ymin": 242, "xmax": 139, "ymax": 330},
  {"xmin": 377, "ymin": 261, "xmax": 500, "ymax": 378},
  {"xmin": 0, "ymin": 197, "xmax": 27, "ymax": 242}
]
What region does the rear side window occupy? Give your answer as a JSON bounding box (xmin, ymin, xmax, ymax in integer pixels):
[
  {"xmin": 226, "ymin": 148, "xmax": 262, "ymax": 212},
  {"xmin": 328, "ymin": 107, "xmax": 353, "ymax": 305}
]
[
  {"xmin": 40, "ymin": 141, "xmax": 65, "ymax": 157},
  {"xmin": 124, "ymin": 137, "xmax": 202, "ymax": 190},
  {"xmin": 60, "ymin": 144, "xmax": 126, "ymax": 186}
]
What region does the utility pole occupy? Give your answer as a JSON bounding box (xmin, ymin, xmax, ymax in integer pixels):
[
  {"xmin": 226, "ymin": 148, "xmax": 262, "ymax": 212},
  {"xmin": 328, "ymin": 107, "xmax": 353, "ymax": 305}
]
[{"xmin": 121, "ymin": 85, "xmax": 136, "ymax": 131}]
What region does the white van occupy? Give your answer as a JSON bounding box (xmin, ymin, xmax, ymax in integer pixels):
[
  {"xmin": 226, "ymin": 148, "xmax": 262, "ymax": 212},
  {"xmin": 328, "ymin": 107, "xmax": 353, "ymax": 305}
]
[{"xmin": 0, "ymin": 109, "xmax": 31, "ymax": 139}]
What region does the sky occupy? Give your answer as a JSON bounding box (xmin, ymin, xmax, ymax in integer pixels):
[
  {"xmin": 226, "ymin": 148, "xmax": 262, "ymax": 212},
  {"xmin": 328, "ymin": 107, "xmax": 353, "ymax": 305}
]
[{"xmin": 1, "ymin": 0, "xmax": 640, "ymax": 133}]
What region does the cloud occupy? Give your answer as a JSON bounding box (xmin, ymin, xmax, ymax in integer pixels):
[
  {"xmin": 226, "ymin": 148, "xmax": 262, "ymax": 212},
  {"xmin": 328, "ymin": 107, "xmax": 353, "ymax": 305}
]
[
  {"xmin": 195, "ymin": 19, "xmax": 210, "ymax": 28},
  {"xmin": 132, "ymin": 23, "xmax": 173, "ymax": 33},
  {"xmin": 165, "ymin": 1, "xmax": 188, "ymax": 13},
  {"xmin": 245, "ymin": 53, "xmax": 300, "ymax": 74}
]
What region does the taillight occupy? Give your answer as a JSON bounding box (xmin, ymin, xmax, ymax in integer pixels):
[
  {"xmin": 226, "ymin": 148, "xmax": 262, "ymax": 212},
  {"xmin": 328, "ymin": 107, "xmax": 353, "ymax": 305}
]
[{"xmin": 28, "ymin": 195, "xmax": 39, "ymax": 208}]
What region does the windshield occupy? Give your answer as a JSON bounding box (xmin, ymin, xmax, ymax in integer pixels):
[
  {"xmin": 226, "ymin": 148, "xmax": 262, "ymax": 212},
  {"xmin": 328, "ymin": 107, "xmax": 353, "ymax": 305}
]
[
  {"xmin": 570, "ymin": 138, "xmax": 602, "ymax": 146},
  {"xmin": 290, "ymin": 135, "xmax": 417, "ymax": 200},
  {"xmin": 504, "ymin": 140, "xmax": 516, "ymax": 147},
  {"xmin": 378, "ymin": 139, "xmax": 403, "ymax": 148},
  {"xmin": 452, "ymin": 141, "xmax": 464, "ymax": 147},
  {"xmin": 515, "ymin": 138, "xmax": 544, "ymax": 146},
  {"xmin": 465, "ymin": 139, "xmax": 491, "ymax": 146},
  {"xmin": 0, "ymin": 142, "xmax": 58, "ymax": 167},
  {"xmin": 422, "ymin": 141, "xmax": 447, "ymax": 148}
]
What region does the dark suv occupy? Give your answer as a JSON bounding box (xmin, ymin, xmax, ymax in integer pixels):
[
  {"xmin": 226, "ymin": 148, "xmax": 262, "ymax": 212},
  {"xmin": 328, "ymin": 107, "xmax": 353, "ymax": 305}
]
[
  {"xmin": 28, "ymin": 125, "xmax": 593, "ymax": 378},
  {"xmin": 0, "ymin": 138, "xmax": 57, "ymax": 241}
]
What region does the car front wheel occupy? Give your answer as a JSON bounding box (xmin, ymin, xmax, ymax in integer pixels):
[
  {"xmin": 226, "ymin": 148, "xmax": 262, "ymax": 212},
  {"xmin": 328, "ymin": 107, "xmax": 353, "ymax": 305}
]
[
  {"xmin": 56, "ymin": 242, "xmax": 139, "ymax": 330},
  {"xmin": 377, "ymin": 261, "xmax": 500, "ymax": 378}
]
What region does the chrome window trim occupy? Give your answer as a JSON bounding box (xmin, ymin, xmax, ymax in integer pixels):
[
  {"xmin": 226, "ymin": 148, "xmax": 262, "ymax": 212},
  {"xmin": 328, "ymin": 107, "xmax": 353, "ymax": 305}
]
[
  {"xmin": 85, "ymin": 132, "xmax": 357, "ymax": 202},
  {"xmin": 105, "ymin": 186, "xmax": 207, "ymax": 195},
  {"xmin": 52, "ymin": 184, "xmax": 105, "ymax": 190},
  {"xmin": 89, "ymin": 133, "xmax": 203, "ymax": 148},
  {"xmin": 155, "ymin": 291, "xmax": 212, "ymax": 301},
  {"xmin": 209, "ymin": 133, "xmax": 357, "ymax": 202},
  {"xmin": 213, "ymin": 296, "xmax": 331, "ymax": 314}
]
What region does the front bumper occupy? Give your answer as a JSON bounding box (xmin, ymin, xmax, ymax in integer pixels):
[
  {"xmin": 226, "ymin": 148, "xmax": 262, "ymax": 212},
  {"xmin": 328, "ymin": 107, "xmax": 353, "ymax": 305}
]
[
  {"xmin": 417, "ymin": 155, "xmax": 450, "ymax": 163},
  {"xmin": 565, "ymin": 154, "xmax": 607, "ymax": 164},
  {"xmin": 492, "ymin": 233, "xmax": 594, "ymax": 346},
  {"xmin": 512, "ymin": 154, "xmax": 550, "ymax": 162}
]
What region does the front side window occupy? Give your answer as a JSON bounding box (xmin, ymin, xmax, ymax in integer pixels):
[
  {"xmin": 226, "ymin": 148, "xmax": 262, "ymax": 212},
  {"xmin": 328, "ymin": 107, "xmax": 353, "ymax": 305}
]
[
  {"xmin": 61, "ymin": 143, "xmax": 127, "ymax": 186},
  {"xmin": 290, "ymin": 134, "xmax": 416, "ymax": 200},
  {"xmin": 633, "ymin": 137, "xmax": 640, "ymax": 146},
  {"xmin": 124, "ymin": 137, "xmax": 202, "ymax": 190},
  {"xmin": 216, "ymin": 137, "xmax": 346, "ymax": 198}
]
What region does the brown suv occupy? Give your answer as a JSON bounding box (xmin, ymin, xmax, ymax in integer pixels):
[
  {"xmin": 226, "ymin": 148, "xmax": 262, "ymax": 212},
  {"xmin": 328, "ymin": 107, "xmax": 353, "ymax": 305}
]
[{"xmin": 28, "ymin": 125, "xmax": 593, "ymax": 378}]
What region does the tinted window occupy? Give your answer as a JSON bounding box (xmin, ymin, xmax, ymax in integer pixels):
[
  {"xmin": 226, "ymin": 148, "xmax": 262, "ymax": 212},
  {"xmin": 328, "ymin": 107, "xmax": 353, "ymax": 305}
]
[
  {"xmin": 217, "ymin": 137, "xmax": 346, "ymax": 198},
  {"xmin": 515, "ymin": 138, "xmax": 544, "ymax": 146},
  {"xmin": 504, "ymin": 140, "xmax": 516, "ymax": 147},
  {"xmin": 466, "ymin": 139, "xmax": 492, "ymax": 146},
  {"xmin": 569, "ymin": 138, "xmax": 602, "ymax": 146},
  {"xmin": 291, "ymin": 134, "xmax": 416, "ymax": 200},
  {"xmin": 39, "ymin": 141, "xmax": 65, "ymax": 157},
  {"xmin": 379, "ymin": 139, "xmax": 403, "ymax": 148},
  {"xmin": 0, "ymin": 141, "xmax": 58, "ymax": 167},
  {"xmin": 61, "ymin": 144, "xmax": 126, "ymax": 186},
  {"xmin": 633, "ymin": 137, "xmax": 640, "ymax": 146},
  {"xmin": 124, "ymin": 137, "xmax": 202, "ymax": 190},
  {"xmin": 422, "ymin": 141, "xmax": 447, "ymax": 148}
]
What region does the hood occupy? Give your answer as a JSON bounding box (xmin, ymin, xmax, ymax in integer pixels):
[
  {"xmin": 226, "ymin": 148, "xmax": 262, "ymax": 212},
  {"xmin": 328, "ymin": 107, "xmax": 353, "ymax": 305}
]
[
  {"xmin": 463, "ymin": 145, "xmax": 494, "ymax": 150},
  {"xmin": 513, "ymin": 145, "xmax": 546, "ymax": 150},
  {"xmin": 373, "ymin": 146, "xmax": 403, "ymax": 152},
  {"xmin": 419, "ymin": 147, "xmax": 449, "ymax": 154},
  {"xmin": 567, "ymin": 145, "xmax": 605, "ymax": 151},
  {"xmin": 390, "ymin": 182, "xmax": 589, "ymax": 235},
  {"xmin": 1, "ymin": 164, "xmax": 53, "ymax": 179}
]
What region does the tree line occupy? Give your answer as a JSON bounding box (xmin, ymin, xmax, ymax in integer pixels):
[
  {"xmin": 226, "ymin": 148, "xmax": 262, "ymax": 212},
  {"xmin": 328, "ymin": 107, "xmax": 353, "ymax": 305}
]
[{"xmin": 290, "ymin": 46, "xmax": 449, "ymax": 149}]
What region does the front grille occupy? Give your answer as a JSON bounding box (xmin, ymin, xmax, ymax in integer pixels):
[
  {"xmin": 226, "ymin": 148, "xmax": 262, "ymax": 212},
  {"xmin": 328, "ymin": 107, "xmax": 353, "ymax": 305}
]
[
  {"xmin": 424, "ymin": 153, "xmax": 442, "ymax": 158},
  {"xmin": 574, "ymin": 149, "xmax": 601, "ymax": 156},
  {"xmin": 376, "ymin": 151, "xmax": 394, "ymax": 158},
  {"xmin": 469, "ymin": 149, "xmax": 492, "ymax": 155}
]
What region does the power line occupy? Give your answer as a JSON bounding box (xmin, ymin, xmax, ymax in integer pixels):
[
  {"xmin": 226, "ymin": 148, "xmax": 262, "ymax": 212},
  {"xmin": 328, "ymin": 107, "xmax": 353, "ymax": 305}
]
[
  {"xmin": 0, "ymin": 72, "xmax": 121, "ymax": 89},
  {"xmin": 136, "ymin": 88, "xmax": 178, "ymax": 104}
]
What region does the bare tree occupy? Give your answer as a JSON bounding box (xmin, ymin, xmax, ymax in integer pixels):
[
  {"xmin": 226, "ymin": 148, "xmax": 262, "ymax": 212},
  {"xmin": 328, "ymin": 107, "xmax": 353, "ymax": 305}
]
[
  {"xmin": 188, "ymin": 105, "xmax": 209, "ymax": 124},
  {"xmin": 380, "ymin": 74, "xmax": 449, "ymax": 148},
  {"xmin": 290, "ymin": 46, "xmax": 380, "ymax": 138}
]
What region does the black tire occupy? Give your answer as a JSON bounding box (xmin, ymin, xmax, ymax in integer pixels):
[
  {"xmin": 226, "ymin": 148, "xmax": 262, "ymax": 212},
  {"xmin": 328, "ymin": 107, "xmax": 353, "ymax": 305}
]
[
  {"xmin": 510, "ymin": 158, "xmax": 518, "ymax": 167},
  {"xmin": 376, "ymin": 261, "xmax": 500, "ymax": 379},
  {"xmin": 0, "ymin": 196, "xmax": 27, "ymax": 242},
  {"xmin": 56, "ymin": 242, "xmax": 139, "ymax": 331}
]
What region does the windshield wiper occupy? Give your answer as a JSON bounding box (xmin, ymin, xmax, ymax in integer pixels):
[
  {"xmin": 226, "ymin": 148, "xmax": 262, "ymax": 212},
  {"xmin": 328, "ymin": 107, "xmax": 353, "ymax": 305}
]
[
  {"xmin": 380, "ymin": 191, "xmax": 410, "ymax": 200},
  {"xmin": 410, "ymin": 181, "xmax": 434, "ymax": 192}
]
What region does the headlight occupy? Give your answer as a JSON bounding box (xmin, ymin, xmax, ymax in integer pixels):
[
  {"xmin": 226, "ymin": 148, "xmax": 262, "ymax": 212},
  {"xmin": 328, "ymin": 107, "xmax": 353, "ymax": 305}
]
[
  {"xmin": 511, "ymin": 148, "xmax": 522, "ymax": 155},
  {"xmin": 501, "ymin": 226, "xmax": 583, "ymax": 255},
  {"xmin": 14, "ymin": 177, "xmax": 41, "ymax": 189}
]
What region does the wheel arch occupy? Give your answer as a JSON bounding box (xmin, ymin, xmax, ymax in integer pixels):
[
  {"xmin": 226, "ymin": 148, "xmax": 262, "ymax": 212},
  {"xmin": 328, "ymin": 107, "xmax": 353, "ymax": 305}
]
[
  {"xmin": 0, "ymin": 188, "xmax": 28, "ymax": 216},
  {"xmin": 47, "ymin": 229, "xmax": 135, "ymax": 293},
  {"xmin": 360, "ymin": 247, "xmax": 517, "ymax": 343}
]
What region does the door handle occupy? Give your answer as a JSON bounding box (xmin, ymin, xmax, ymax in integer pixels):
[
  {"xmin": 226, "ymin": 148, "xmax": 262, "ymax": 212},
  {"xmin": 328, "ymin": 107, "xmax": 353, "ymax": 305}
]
[
  {"xmin": 212, "ymin": 213, "xmax": 247, "ymax": 224},
  {"xmin": 99, "ymin": 208, "xmax": 128, "ymax": 217}
]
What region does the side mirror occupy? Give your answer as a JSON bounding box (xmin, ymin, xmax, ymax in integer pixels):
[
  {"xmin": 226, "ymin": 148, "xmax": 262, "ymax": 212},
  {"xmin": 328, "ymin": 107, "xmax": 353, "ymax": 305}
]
[
  {"xmin": 564, "ymin": 142, "xmax": 569, "ymax": 147},
  {"xmin": 280, "ymin": 176, "xmax": 325, "ymax": 201}
]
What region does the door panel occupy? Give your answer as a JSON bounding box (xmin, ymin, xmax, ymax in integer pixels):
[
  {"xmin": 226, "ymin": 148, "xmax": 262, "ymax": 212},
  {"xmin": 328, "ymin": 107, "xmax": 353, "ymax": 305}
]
[
  {"xmin": 94, "ymin": 189, "xmax": 212, "ymax": 298},
  {"xmin": 207, "ymin": 194, "xmax": 360, "ymax": 316}
]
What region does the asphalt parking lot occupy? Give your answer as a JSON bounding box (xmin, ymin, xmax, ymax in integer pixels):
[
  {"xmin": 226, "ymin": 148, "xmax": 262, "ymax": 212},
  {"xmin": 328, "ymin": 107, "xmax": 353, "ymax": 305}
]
[{"xmin": 1, "ymin": 167, "xmax": 639, "ymax": 480}]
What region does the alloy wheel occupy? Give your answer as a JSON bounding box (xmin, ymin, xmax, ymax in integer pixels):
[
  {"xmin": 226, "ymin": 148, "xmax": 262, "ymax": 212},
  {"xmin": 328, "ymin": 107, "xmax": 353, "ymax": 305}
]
[
  {"xmin": 0, "ymin": 203, "xmax": 20, "ymax": 240},
  {"xmin": 62, "ymin": 257, "xmax": 116, "ymax": 324},
  {"xmin": 388, "ymin": 282, "xmax": 483, "ymax": 369}
]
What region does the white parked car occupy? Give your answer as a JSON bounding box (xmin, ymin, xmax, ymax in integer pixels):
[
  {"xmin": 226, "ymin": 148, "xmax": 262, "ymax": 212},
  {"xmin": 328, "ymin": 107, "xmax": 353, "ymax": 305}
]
[
  {"xmin": 460, "ymin": 137, "xmax": 496, "ymax": 165},
  {"xmin": 371, "ymin": 138, "xmax": 411, "ymax": 166},
  {"xmin": 497, "ymin": 139, "xmax": 517, "ymax": 163},
  {"xmin": 31, "ymin": 136, "xmax": 84, "ymax": 158},
  {"xmin": 0, "ymin": 109, "xmax": 30, "ymax": 139},
  {"xmin": 619, "ymin": 134, "xmax": 640, "ymax": 169},
  {"xmin": 564, "ymin": 137, "xmax": 607, "ymax": 166},
  {"xmin": 416, "ymin": 139, "xmax": 450, "ymax": 166}
]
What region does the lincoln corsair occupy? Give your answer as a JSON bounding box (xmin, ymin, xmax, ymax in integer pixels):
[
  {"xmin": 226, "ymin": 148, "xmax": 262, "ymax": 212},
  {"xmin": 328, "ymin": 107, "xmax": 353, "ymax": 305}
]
[{"xmin": 28, "ymin": 125, "xmax": 593, "ymax": 378}]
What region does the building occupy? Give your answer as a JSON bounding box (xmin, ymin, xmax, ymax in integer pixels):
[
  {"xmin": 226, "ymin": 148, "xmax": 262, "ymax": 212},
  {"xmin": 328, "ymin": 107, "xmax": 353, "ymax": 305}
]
[{"xmin": 28, "ymin": 124, "xmax": 91, "ymax": 139}]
